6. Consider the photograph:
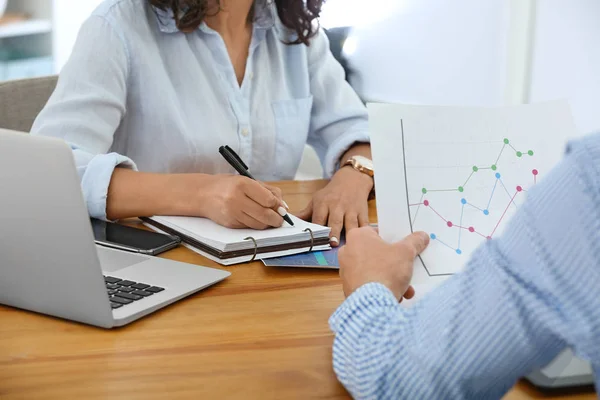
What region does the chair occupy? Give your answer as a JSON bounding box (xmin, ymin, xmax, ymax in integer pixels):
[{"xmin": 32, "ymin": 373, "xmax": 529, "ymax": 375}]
[{"xmin": 0, "ymin": 75, "xmax": 58, "ymax": 132}]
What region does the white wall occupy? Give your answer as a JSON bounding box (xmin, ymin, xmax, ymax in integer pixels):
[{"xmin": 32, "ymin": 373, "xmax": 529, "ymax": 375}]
[
  {"xmin": 52, "ymin": 0, "xmax": 103, "ymax": 71},
  {"xmin": 344, "ymin": 0, "xmax": 511, "ymax": 106},
  {"xmin": 310, "ymin": 0, "xmax": 512, "ymax": 179},
  {"xmin": 319, "ymin": 0, "xmax": 406, "ymax": 29},
  {"xmin": 529, "ymin": 0, "xmax": 600, "ymax": 134}
]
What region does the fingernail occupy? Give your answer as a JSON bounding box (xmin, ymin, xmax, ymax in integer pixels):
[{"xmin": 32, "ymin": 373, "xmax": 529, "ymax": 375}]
[
  {"xmin": 282, "ymin": 200, "xmax": 290, "ymax": 210},
  {"xmin": 277, "ymin": 206, "xmax": 287, "ymax": 217},
  {"xmin": 330, "ymin": 237, "xmax": 339, "ymax": 244}
]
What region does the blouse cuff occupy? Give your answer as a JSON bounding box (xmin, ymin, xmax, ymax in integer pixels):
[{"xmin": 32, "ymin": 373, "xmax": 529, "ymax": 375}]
[
  {"xmin": 81, "ymin": 153, "xmax": 137, "ymax": 220},
  {"xmin": 323, "ymin": 129, "xmax": 370, "ymax": 178}
]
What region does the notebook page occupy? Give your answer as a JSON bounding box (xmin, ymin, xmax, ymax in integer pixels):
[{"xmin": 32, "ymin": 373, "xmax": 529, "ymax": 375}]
[{"xmin": 150, "ymin": 214, "xmax": 329, "ymax": 251}]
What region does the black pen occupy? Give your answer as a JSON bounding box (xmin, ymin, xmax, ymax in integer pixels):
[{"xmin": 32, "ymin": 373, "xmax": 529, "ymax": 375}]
[{"xmin": 219, "ymin": 145, "xmax": 294, "ymax": 226}]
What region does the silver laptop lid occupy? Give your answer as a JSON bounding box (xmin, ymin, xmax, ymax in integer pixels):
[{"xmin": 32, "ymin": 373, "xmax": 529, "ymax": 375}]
[{"xmin": 0, "ymin": 130, "xmax": 113, "ymax": 328}]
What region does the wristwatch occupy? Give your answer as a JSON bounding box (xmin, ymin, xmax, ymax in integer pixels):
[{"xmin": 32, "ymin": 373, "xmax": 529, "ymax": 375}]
[{"xmin": 343, "ymin": 155, "xmax": 376, "ymax": 199}]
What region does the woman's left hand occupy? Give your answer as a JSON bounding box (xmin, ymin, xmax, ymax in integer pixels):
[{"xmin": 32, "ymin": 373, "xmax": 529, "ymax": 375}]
[{"xmin": 297, "ymin": 166, "xmax": 373, "ymax": 246}]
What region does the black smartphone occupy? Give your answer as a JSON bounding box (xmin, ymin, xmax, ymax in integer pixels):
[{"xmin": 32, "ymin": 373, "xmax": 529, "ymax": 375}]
[{"xmin": 91, "ymin": 218, "xmax": 181, "ymax": 255}]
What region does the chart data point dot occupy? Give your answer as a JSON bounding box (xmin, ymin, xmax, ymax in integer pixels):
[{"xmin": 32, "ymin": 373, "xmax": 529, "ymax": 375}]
[
  {"xmin": 495, "ymin": 172, "xmax": 501, "ymax": 179},
  {"xmin": 468, "ymin": 227, "xmax": 475, "ymax": 232},
  {"xmin": 458, "ymin": 186, "xmax": 464, "ymax": 192},
  {"xmin": 472, "ymin": 166, "xmax": 479, "ymax": 172},
  {"xmin": 430, "ymin": 233, "xmax": 437, "ymax": 240},
  {"xmin": 516, "ymin": 151, "xmax": 523, "ymax": 157},
  {"xmin": 461, "ymin": 198, "xmax": 467, "ymax": 204},
  {"xmin": 486, "ymin": 236, "xmax": 492, "ymax": 240},
  {"xmin": 456, "ymin": 249, "xmax": 462, "ymax": 255},
  {"xmin": 422, "ymin": 188, "xmax": 427, "ymax": 194},
  {"xmin": 532, "ymin": 169, "xmax": 539, "ymax": 176},
  {"xmin": 483, "ymin": 209, "xmax": 490, "ymax": 215},
  {"xmin": 517, "ymin": 186, "xmax": 523, "ymax": 192},
  {"xmin": 504, "ymin": 138, "xmax": 509, "ymax": 144},
  {"xmin": 447, "ymin": 221, "xmax": 453, "ymax": 227},
  {"xmin": 423, "ymin": 200, "xmax": 430, "ymax": 206},
  {"xmin": 528, "ymin": 150, "xmax": 534, "ymax": 156},
  {"xmin": 491, "ymin": 165, "xmax": 497, "ymax": 170}
]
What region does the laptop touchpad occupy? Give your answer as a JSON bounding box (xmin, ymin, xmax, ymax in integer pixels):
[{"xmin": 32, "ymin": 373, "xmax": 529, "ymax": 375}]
[{"xmin": 96, "ymin": 246, "xmax": 148, "ymax": 273}]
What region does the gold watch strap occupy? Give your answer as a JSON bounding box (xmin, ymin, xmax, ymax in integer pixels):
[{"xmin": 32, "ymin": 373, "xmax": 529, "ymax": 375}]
[{"xmin": 343, "ymin": 158, "xmax": 375, "ymax": 200}]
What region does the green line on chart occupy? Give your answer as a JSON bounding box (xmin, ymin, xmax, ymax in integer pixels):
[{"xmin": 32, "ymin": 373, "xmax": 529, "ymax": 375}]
[
  {"xmin": 462, "ymin": 170, "xmax": 475, "ymax": 187},
  {"xmin": 425, "ymin": 189, "xmax": 460, "ymax": 193},
  {"xmin": 418, "ymin": 138, "xmax": 535, "ymax": 195}
]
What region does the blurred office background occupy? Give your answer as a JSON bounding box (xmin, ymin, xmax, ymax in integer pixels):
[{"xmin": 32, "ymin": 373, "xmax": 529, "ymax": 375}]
[{"xmin": 1, "ymin": 0, "xmax": 599, "ymax": 178}]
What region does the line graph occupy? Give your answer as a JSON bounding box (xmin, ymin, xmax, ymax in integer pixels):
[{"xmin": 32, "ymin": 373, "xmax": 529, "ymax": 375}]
[
  {"xmin": 371, "ymin": 101, "xmax": 577, "ymax": 284},
  {"xmin": 401, "ymin": 125, "xmax": 540, "ymax": 276},
  {"xmin": 409, "ymin": 169, "xmax": 538, "ymax": 255},
  {"xmin": 407, "ymin": 138, "xmax": 539, "ymax": 258}
]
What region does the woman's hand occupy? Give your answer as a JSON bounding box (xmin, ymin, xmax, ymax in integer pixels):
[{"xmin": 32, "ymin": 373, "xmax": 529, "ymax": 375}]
[
  {"xmin": 297, "ymin": 166, "xmax": 373, "ymax": 245},
  {"xmin": 106, "ymin": 169, "xmax": 287, "ymax": 228},
  {"xmin": 196, "ymin": 175, "xmax": 287, "ymax": 230}
]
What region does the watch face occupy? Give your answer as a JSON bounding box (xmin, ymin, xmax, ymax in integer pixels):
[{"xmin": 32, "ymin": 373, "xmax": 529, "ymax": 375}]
[{"xmin": 354, "ymin": 155, "xmax": 374, "ymax": 170}]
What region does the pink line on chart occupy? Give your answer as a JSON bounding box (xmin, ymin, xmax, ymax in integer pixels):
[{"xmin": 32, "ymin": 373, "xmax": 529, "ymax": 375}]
[
  {"xmin": 475, "ymin": 231, "xmax": 488, "ymax": 239},
  {"xmin": 489, "ymin": 190, "xmax": 520, "ymax": 238},
  {"xmin": 426, "ymin": 204, "xmax": 448, "ymax": 223},
  {"xmin": 425, "ymin": 200, "xmax": 495, "ymax": 239},
  {"xmin": 456, "ymin": 225, "xmax": 487, "ymax": 238}
]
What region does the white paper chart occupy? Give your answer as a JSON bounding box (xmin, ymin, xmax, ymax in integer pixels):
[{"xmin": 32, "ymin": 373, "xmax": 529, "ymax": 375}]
[{"xmin": 370, "ymin": 101, "xmax": 579, "ymax": 286}]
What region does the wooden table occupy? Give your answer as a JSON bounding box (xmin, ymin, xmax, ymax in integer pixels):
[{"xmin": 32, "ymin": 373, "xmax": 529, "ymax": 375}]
[{"xmin": 0, "ymin": 180, "xmax": 595, "ymax": 399}]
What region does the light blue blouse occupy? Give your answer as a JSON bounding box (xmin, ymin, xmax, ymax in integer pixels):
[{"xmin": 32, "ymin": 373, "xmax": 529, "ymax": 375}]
[{"xmin": 31, "ymin": 0, "xmax": 369, "ymax": 219}]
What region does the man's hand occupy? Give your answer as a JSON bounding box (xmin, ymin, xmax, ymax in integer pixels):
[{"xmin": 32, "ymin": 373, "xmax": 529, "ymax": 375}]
[{"xmin": 338, "ymin": 227, "xmax": 430, "ymax": 301}]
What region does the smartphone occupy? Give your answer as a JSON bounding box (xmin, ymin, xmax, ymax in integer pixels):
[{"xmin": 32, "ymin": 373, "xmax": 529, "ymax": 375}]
[{"xmin": 91, "ymin": 218, "xmax": 181, "ymax": 255}]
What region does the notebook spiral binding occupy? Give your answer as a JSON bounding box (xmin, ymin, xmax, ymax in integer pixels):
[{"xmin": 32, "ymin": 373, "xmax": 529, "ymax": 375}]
[
  {"xmin": 303, "ymin": 228, "xmax": 314, "ymax": 252},
  {"xmin": 243, "ymin": 236, "xmax": 258, "ymax": 262},
  {"xmin": 243, "ymin": 228, "xmax": 315, "ymax": 262}
]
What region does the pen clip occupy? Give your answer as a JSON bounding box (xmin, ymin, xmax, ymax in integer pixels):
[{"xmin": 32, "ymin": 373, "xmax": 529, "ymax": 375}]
[{"xmin": 224, "ymin": 145, "xmax": 248, "ymax": 170}]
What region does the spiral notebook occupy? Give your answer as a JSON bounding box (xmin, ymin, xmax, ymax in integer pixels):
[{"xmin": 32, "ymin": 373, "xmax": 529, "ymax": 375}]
[{"xmin": 141, "ymin": 215, "xmax": 331, "ymax": 265}]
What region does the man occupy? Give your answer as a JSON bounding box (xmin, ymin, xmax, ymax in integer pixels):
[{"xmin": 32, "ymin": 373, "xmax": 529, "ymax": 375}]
[{"xmin": 330, "ymin": 134, "xmax": 600, "ymax": 399}]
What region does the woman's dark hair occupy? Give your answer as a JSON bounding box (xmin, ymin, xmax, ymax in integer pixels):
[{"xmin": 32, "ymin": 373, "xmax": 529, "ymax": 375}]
[{"xmin": 149, "ymin": 0, "xmax": 324, "ymax": 45}]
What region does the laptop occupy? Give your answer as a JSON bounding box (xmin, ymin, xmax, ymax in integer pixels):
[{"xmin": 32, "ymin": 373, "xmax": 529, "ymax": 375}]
[
  {"xmin": 0, "ymin": 129, "xmax": 230, "ymax": 328},
  {"xmin": 526, "ymin": 349, "xmax": 595, "ymax": 389}
]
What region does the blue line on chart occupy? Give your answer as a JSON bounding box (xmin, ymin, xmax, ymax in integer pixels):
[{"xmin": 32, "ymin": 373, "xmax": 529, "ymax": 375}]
[
  {"xmin": 430, "ymin": 233, "xmax": 461, "ymax": 254},
  {"xmin": 466, "ymin": 202, "xmax": 484, "ymax": 212},
  {"xmin": 458, "ymin": 200, "xmax": 466, "ymax": 249},
  {"xmin": 487, "ymin": 175, "xmax": 500, "ymax": 209},
  {"xmin": 499, "ymin": 178, "xmax": 518, "ymax": 208},
  {"xmin": 465, "ymin": 173, "xmax": 507, "ymax": 215}
]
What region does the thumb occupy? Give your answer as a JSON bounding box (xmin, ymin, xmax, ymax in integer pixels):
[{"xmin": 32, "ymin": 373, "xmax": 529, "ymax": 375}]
[
  {"xmin": 399, "ymin": 231, "xmax": 430, "ymax": 257},
  {"xmin": 296, "ymin": 200, "xmax": 313, "ymax": 221}
]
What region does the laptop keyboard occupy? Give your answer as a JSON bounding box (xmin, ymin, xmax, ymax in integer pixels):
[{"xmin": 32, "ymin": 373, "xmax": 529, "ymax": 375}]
[{"xmin": 104, "ymin": 276, "xmax": 165, "ymax": 309}]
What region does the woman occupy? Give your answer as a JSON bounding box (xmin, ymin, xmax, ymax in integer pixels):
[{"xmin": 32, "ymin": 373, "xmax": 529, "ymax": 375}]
[{"xmin": 31, "ymin": 0, "xmax": 374, "ymax": 245}]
